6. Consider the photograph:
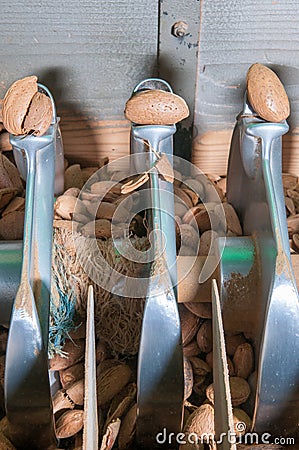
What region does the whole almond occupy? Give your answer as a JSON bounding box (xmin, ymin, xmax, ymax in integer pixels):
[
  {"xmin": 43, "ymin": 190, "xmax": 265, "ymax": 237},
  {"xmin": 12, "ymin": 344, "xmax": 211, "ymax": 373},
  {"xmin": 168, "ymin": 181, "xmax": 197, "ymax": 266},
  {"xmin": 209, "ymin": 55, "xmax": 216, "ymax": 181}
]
[
  {"xmin": 49, "ymin": 339, "xmax": 85, "ymax": 371},
  {"xmin": 2, "ymin": 76, "xmax": 38, "ymax": 135},
  {"xmin": 0, "ymin": 210, "xmax": 25, "ymax": 240},
  {"xmin": 64, "ymin": 164, "xmax": 84, "ymax": 190},
  {"xmin": 247, "ymin": 63, "xmax": 290, "ymax": 122},
  {"xmin": 233, "ymin": 408, "xmax": 252, "ymax": 436},
  {"xmin": 2, "ymin": 196, "xmax": 25, "ymax": 216},
  {"xmin": 81, "ymin": 218, "xmax": 112, "ymax": 238},
  {"xmin": 215, "ymin": 202, "xmax": 242, "ymax": 236},
  {"xmin": 96, "ymin": 202, "xmax": 117, "ymax": 220},
  {"xmin": 55, "ymin": 410, "xmax": 84, "ymax": 439},
  {"xmin": 196, "ymin": 320, "xmax": 213, "ymax": 353},
  {"xmin": 54, "ymin": 195, "xmax": 87, "ymax": 220},
  {"xmin": 189, "ymin": 356, "xmax": 211, "ymax": 379},
  {"xmin": 90, "ymin": 181, "xmax": 121, "ymax": 197},
  {"xmin": 175, "ymin": 187, "xmax": 194, "ymax": 210},
  {"xmin": 0, "ymin": 188, "xmax": 18, "ymax": 210},
  {"xmin": 106, "ymin": 383, "xmax": 137, "ymax": 428},
  {"xmin": 184, "ymin": 302, "xmax": 212, "ymax": 319},
  {"xmin": 118, "ymin": 403, "xmax": 137, "ymax": 450},
  {"xmin": 183, "ymin": 403, "xmax": 215, "ymax": 445},
  {"xmin": 184, "ymin": 357, "xmax": 194, "ymax": 400},
  {"xmin": 182, "ymin": 205, "xmax": 202, "ymax": 226},
  {"xmin": 180, "ymin": 223, "xmax": 200, "ymax": 249},
  {"xmin": 183, "ymin": 339, "xmax": 200, "ymax": 358},
  {"xmin": 97, "ymin": 364, "xmax": 132, "ymax": 406},
  {"xmin": 233, "ymin": 342, "xmax": 254, "ymax": 379},
  {"xmin": 124, "ymin": 90, "xmax": 189, "ymax": 125},
  {"xmin": 60, "ymin": 362, "xmax": 84, "ymax": 389},
  {"xmin": 282, "ymin": 173, "xmax": 298, "ymax": 190},
  {"xmin": 198, "ymin": 230, "xmax": 218, "ymax": 256},
  {"xmin": 179, "ymin": 305, "xmax": 202, "ymax": 346},
  {"xmin": 206, "ymin": 376, "xmax": 250, "ymax": 406},
  {"xmin": 63, "ymin": 187, "xmax": 81, "ymax": 197},
  {"xmin": 0, "ymin": 153, "xmax": 23, "ymax": 194},
  {"xmin": 65, "ymin": 378, "xmax": 84, "ymax": 406},
  {"xmin": 225, "ymin": 333, "xmax": 247, "ymax": 356}
]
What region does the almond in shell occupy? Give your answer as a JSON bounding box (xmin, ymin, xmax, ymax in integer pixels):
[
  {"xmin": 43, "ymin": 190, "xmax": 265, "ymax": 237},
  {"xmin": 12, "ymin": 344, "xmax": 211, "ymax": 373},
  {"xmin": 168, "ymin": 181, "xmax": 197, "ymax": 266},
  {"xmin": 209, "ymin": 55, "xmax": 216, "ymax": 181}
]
[
  {"xmin": 97, "ymin": 363, "xmax": 132, "ymax": 406},
  {"xmin": 124, "ymin": 90, "xmax": 189, "ymax": 125},
  {"xmin": 233, "ymin": 342, "xmax": 254, "ymax": 379},
  {"xmin": 55, "ymin": 410, "xmax": 84, "ymax": 439},
  {"xmin": 247, "ymin": 63, "xmax": 290, "ymax": 122},
  {"xmin": 118, "ymin": 403, "xmax": 137, "ymax": 450}
]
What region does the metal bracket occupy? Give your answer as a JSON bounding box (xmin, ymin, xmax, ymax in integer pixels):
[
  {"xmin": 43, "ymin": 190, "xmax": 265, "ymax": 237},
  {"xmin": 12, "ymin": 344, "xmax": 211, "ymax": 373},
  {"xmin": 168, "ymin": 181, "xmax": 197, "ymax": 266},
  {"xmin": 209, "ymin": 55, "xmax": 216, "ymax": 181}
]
[{"xmin": 158, "ymin": 0, "xmax": 200, "ymax": 160}]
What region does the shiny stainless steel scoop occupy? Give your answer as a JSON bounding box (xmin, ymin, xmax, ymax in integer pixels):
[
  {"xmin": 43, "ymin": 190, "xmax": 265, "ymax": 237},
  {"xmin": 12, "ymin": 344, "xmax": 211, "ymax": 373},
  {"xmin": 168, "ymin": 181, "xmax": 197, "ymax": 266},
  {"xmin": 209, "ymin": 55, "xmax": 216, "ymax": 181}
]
[
  {"xmin": 4, "ymin": 84, "xmax": 58, "ymax": 448},
  {"xmin": 131, "ymin": 118, "xmax": 184, "ymax": 447},
  {"xmin": 217, "ymin": 95, "xmax": 299, "ymax": 437}
]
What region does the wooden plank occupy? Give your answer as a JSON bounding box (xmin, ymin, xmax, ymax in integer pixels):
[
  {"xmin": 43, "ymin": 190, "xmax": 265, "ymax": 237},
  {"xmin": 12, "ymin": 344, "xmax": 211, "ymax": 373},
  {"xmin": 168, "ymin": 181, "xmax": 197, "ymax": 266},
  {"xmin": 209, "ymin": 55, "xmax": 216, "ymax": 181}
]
[
  {"xmin": 192, "ymin": 129, "xmax": 299, "ymax": 175},
  {"xmin": 193, "ymin": 0, "xmax": 299, "ymax": 174},
  {"xmin": 0, "ymin": 0, "xmax": 158, "ymax": 119}
]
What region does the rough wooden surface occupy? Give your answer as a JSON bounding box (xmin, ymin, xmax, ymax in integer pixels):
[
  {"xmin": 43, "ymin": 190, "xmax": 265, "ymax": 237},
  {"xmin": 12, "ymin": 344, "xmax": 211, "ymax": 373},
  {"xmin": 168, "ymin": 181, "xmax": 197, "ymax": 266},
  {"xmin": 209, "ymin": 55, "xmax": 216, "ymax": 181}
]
[
  {"xmin": 193, "ymin": 0, "xmax": 299, "ymax": 174},
  {"xmin": 0, "ymin": 1, "xmax": 158, "ymax": 119}
]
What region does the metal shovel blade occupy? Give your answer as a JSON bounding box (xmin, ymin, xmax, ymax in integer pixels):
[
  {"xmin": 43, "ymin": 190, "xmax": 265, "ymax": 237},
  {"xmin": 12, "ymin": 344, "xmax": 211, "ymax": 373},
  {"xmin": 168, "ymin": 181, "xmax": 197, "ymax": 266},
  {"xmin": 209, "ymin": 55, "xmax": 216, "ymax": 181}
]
[
  {"xmin": 212, "ymin": 279, "xmax": 236, "ymax": 450},
  {"xmin": 83, "ymin": 285, "xmax": 98, "ymax": 450},
  {"xmin": 5, "ymin": 136, "xmax": 56, "ymax": 448},
  {"xmin": 135, "ymin": 125, "xmax": 184, "ymax": 449},
  {"xmin": 225, "ymin": 101, "xmax": 299, "ymax": 436}
]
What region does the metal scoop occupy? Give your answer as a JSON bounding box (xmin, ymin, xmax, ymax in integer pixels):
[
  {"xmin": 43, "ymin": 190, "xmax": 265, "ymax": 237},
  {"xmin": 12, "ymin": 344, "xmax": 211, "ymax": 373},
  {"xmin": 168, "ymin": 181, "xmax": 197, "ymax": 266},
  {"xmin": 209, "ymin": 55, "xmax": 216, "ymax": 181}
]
[
  {"xmin": 131, "ymin": 124, "xmax": 184, "ymax": 449},
  {"xmin": 217, "ymin": 96, "xmax": 299, "ymax": 436},
  {"xmin": 4, "ymin": 84, "xmax": 58, "ymax": 448}
]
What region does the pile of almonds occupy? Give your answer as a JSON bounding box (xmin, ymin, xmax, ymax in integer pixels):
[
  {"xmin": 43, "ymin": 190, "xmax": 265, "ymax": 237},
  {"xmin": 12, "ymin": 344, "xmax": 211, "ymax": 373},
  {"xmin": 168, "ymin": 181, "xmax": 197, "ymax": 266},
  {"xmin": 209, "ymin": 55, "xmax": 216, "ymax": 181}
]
[{"xmin": 180, "ymin": 302, "xmax": 254, "ymax": 446}]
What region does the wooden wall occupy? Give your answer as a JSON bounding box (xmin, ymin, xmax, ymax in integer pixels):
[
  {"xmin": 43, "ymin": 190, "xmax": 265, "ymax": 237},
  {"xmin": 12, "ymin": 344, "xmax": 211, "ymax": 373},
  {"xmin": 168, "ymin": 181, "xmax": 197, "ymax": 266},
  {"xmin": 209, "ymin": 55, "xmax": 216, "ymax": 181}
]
[
  {"xmin": 1, "ymin": 0, "xmax": 299, "ymax": 174},
  {"xmin": 0, "ymin": 0, "xmax": 158, "ymax": 164}
]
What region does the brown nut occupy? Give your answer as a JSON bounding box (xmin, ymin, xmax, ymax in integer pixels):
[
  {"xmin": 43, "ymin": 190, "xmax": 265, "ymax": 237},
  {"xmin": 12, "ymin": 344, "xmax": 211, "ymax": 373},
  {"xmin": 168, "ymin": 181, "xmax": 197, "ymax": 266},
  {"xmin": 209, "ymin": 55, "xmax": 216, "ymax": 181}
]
[
  {"xmin": 124, "ymin": 90, "xmax": 189, "ymax": 125},
  {"xmin": 183, "ymin": 403, "xmax": 215, "ymax": 445},
  {"xmin": 0, "ymin": 153, "xmax": 23, "ymax": 194},
  {"xmin": 81, "ymin": 218, "xmax": 112, "ymax": 239},
  {"xmin": 233, "ymin": 342, "xmax": 254, "ymax": 379},
  {"xmin": 2, "ymin": 76, "xmax": 52, "ymax": 136},
  {"xmin": 54, "ymin": 195, "xmax": 87, "ymax": 220},
  {"xmin": 0, "ymin": 210, "xmax": 25, "ymax": 240},
  {"xmin": 247, "ymin": 63, "xmax": 290, "ymax": 122},
  {"xmin": 22, "ymin": 91, "xmax": 52, "ymax": 136},
  {"xmin": 49, "ymin": 339, "xmax": 85, "ymax": 371},
  {"xmin": 64, "ymin": 164, "xmax": 84, "ymax": 190},
  {"xmin": 0, "ymin": 188, "xmax": 18, "ymax": 210},
  {"xmin": 118, "ymin": 403, "xmax": 137, "ymax": 450},
  {"xmin": 206, "ymin": 376, "xmax": 250, "ymax": 406},
  {"xmin": 55, "ymin": 410, "xmax": 84, "ymax": 439},
  {"xmin": 233, "ymin": 408, "xmax": 252, "ymax": 436},
  {"xmin": 196, "ymin": 320, "xmax": 213, "ymax": 354},
  {"xmin": 225, "ymin": 333, "xmax": 247, "ymax": 356},
  {"xmin": 59, "ymin": 362, "xmax": 84, "ymax": 389},
  {"xmin": 184, "ymin": 357, "xmax": 194, "ymax": 401},
  {"xmin": 106, "ymin": 383, "xmax": 137, "ymax": 428},
  {"xmin": 179, "ymin": 305, "xmax": 202, "ymax": 346},
  {"xmin": 183, "ymin": 339, "xmax": 200, "ymax": 358},
  {"xmin": 184, "ymin": 302, "xmax": 212, "ymax": 319},
  {"xmin": 97, "ymin": 363, "xmax": 132, "ymax": 406},
  {"xmin": 189, "ymin": 356, "xmax": 211, "ymax": 379},
  {"xmin": 2, "ymin": 196, "xmax": 25, "ymax": 216}
]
